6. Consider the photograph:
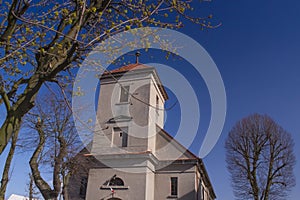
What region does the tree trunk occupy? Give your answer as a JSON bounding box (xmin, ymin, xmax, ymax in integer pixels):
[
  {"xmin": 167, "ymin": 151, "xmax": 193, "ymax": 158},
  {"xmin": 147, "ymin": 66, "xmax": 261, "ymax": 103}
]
[
  {"xmin": 52, "ymin": 136, "xmax": 67, "ymax": 197},
  {"xmin": 29, "ymin": 173, "xmax": 34, "ymax": 200},
  {"xmin": 0, "ymin": 115, "xmax": 21, "ymax": 154},
  {"xmin": 62, "ymin": 173, "xmax": 71, "ymax": 200},
  {"xmin": 0, "ymin": 131, "xmax": 18, "ymax": 200},
  {"xmin": 30, "ymin": 122, "xmax": 58, "ymax": 200}
]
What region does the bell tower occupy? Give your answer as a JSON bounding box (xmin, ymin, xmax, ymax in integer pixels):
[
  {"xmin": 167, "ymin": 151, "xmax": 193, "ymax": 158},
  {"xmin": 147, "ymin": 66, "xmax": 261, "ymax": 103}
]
[{"xmin": 91, "ymin": 56, "xmax": 168, "ymax": 156}]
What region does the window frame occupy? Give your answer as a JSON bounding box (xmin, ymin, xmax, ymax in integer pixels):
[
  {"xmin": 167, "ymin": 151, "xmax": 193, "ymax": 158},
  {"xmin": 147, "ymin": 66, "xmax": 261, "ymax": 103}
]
[
  {"xmin": 170, "ymin": 177, "xmax": 178, "ymax": 196},
  {"xmin": 119, "ymin": 85, "xmax": 130, "ymax": 103},
  {"xmin": 121, "ymin": 130, "xmax": 128, "ymax": 147},
  {"xmin": 113, "ymin": 127, "xmax": 128, "ymax": 147},
  {"xmin": 156, "ymin": 95, "xmax": 159, "ymax": 115}
]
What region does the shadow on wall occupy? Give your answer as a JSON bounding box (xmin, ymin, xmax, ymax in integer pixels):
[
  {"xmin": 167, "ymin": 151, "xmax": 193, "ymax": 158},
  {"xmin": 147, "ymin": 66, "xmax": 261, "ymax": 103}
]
[
  {"xmin": 166, "ymin": 190, "xmax": 195, "ymax": 200},
  {"xmin": 178, "ymin": 190, "xmax": 195, "ymax": 200}
]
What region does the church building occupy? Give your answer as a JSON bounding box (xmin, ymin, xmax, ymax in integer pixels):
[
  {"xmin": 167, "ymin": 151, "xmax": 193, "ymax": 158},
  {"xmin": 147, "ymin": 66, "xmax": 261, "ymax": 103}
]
[{"xmin": 69, "ymin": 56, "xmax": 216, "ymax": 200}]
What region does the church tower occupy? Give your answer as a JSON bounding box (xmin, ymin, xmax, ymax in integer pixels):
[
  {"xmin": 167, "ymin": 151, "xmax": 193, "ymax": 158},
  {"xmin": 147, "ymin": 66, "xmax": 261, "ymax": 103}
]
[
  {"xmin": 85, "ymin": 56, "xmax": 168, "ymax": 200},
  {"xmin": 91, "ymin": 55, "xmax": 168, "ymax": 157}
]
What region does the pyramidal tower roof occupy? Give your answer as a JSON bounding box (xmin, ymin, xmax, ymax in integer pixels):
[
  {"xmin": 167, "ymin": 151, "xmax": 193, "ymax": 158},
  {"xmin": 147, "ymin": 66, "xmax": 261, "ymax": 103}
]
[
  {"xmin": 108, "ymin": 63, "xmax": 151, "ymax": 74},
  {"xmin": 104, "ymin": 51, "xmax": 149, "ymax": 74},
  {"xmin": 101, "ymin": 53, "xmax": 168, "ymax": 100}
]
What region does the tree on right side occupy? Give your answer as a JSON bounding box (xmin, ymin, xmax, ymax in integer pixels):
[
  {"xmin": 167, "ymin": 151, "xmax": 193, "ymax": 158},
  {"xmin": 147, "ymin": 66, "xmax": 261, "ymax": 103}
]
[{"xmin": 225, "ymin": 114, "xmax": 296, "ymax": 200}]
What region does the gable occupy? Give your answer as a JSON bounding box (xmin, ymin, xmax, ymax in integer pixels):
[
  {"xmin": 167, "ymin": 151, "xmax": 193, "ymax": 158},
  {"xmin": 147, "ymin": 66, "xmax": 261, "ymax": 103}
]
[{"xmin": 155, "ymin": 125, "xmax": 197, "ymax": 161}]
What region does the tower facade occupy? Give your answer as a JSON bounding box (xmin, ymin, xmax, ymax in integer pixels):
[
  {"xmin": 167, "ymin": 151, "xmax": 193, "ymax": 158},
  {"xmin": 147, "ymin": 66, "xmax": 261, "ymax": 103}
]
[
  {"xmin": 92, "ymin": 63, "xmax": 168, "ymax": 156},
  {"xmin": 87, "ymin": 63, "xmax": 168, "ymax": 200}
]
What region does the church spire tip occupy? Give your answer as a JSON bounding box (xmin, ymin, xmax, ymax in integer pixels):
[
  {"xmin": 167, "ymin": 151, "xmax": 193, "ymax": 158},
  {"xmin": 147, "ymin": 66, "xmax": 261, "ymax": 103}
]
[{"xmin": 135, "ymin": 51, "xmax": 141, "ymax": 63}]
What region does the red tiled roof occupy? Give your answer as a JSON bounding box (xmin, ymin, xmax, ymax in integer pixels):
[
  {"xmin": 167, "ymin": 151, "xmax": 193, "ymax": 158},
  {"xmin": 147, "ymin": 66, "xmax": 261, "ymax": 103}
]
[
  {"xmin": 107, "ymin": 63, "xmax": 151, "ymax": 74},
  {"xmin": 102, "ymin": 62, "xmax": 169, "ymax": 100}
]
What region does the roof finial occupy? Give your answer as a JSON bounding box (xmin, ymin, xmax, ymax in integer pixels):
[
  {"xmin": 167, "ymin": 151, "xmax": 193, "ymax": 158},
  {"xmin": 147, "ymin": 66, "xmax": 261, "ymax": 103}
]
[{"xmin": 135, "ymin": 51, "xmax": 141, "ymax": 63}]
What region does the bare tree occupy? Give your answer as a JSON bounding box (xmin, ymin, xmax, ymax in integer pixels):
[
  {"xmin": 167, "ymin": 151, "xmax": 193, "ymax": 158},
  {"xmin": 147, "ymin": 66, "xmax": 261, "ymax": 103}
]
[
  {"xmin": 0, "ymin": 132, "xmax": 17, "ymax": 200},
  {"xmin": 24, "ymin": 93, "xmax": 81, "ymax": 200},
  {"xmin": 225, "ymin": 114, "xmax": 296, "ymax": 200}
]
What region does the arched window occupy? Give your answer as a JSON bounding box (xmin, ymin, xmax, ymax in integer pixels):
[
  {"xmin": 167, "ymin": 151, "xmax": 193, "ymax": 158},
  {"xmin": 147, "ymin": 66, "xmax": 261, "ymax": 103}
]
[{"xmin": 109, "ymin": 177, "xmax": 124, "ymax": 186}]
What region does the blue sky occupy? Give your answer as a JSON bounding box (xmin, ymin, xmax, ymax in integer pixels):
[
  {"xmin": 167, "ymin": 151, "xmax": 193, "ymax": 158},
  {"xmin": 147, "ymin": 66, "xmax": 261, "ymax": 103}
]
[
  {"xmin": 1, "ymin": 0, "xmax": 300, "ymax": 199},
  {"xmin": 185, "ymin": 1, "xmax": 300, "ymax": 199}
]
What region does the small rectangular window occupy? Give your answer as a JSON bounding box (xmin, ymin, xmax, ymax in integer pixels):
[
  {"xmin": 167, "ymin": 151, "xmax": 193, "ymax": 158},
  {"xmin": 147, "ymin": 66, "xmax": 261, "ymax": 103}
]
[
  {"xmin": 113, "ymin": 127, "xmax": 128, "ymax": 147},
  {"xmin": 171, "ymin": 177, "xmax": 178, "ymax": 196},
  {"xmin": 120, "ymin": 86, "xmax": 130, "ymax": 102},
  {"xmin": 122, "ymin": 131, "xmax": 128, "ymax": 147},
  {"xmin": 156, "ymin": 95, "xmax": 159, "ymax": 115}
]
